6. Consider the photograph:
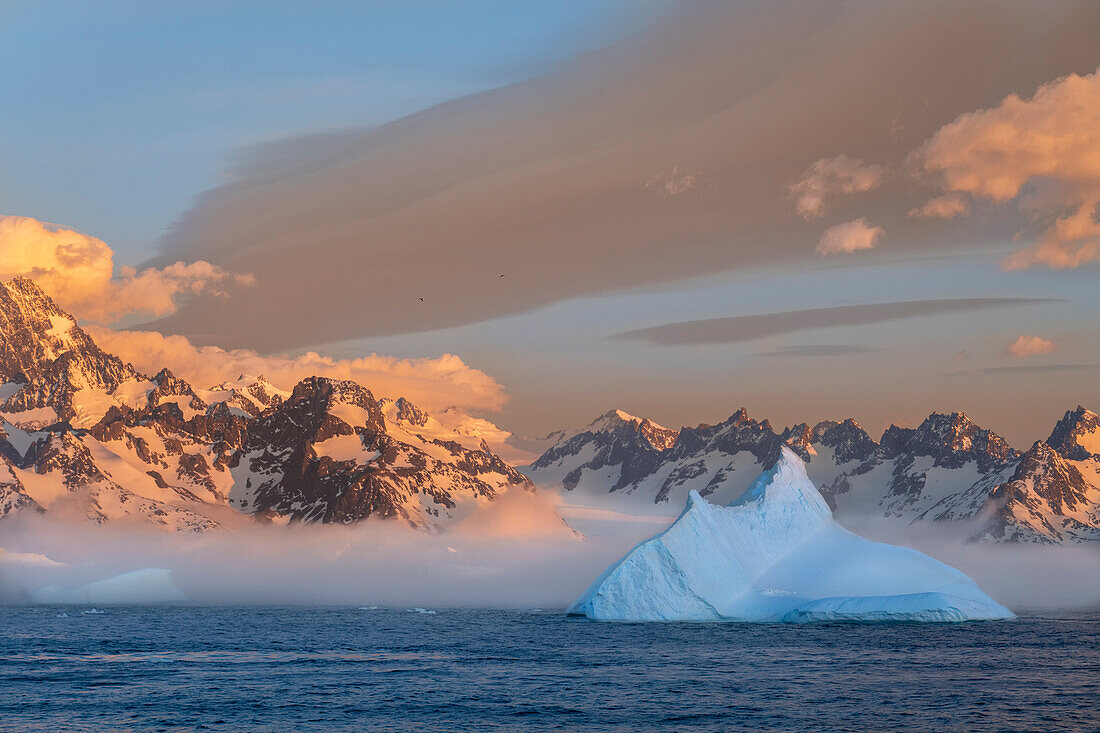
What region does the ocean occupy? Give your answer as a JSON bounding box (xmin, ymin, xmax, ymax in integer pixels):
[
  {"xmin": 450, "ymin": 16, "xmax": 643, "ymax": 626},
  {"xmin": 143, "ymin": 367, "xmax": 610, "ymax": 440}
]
[{"xmin": 1, "ymin": 606, "xmax": 1096, "ymax": 732}]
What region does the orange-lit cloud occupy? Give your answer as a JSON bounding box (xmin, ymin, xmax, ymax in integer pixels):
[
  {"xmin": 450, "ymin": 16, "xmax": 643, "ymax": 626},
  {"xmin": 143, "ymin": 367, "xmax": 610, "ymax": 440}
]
[
  {"xmin": 916, "ymin": 65, "xmax": 1100, "ymax": 268},
  {"xmin": 909, "ymin": 193, "xmax": 970, "ymax": 219},
  {"xmin": 0, "ymin": 216, "xmax": 252, "ymax": 323},
  {"xmin": 815, "ymin": 218, "xmax": 883, "ymax": 255},
  {"xmin": 86, "ymin": 326, "xmax": 506, "ymax": 412},
  {"xmin": 791, "ymin": 155, "xmax": 884, "ymax": 219},
  {"xmin": 1007, "ymin": 334, "xmax": 1055, "ymax": 358}
]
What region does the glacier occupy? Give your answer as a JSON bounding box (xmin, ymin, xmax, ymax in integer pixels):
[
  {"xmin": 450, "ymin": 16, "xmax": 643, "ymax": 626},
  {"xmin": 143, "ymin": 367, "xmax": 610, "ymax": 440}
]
[{"xmin": 568, "ymin": 448, "xmax": 1014, "ymax": 622}]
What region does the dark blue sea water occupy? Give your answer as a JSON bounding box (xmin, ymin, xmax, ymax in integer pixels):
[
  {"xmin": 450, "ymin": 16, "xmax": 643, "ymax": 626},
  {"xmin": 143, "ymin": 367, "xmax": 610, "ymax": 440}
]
[{"xmin": 1, "ymin": 607, "xmax": 1097, "ymax": 732}]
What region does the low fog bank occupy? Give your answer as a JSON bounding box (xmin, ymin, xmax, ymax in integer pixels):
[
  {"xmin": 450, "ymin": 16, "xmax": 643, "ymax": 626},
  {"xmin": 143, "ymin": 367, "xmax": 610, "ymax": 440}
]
[
  {"xmin": 0, "ymin": 512, "xmax": 654, "ymax": 608},
  {"xmin": 837, "ymin": 514, "xmax": 1100, "ymax": 611},
  {"xmin": 1, "ymin": 507, "xmax": 1097, "ymax": 611}
]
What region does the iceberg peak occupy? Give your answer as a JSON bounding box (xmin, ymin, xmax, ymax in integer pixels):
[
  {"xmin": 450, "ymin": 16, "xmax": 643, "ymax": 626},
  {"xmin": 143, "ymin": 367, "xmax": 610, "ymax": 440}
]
[
  {"xmin": 685, "ymin": 488, "xmax": 707, "ymax": 511},
  {"xmin": 729, "ymin": 447, "xmax": 831, "ymax": 521}
]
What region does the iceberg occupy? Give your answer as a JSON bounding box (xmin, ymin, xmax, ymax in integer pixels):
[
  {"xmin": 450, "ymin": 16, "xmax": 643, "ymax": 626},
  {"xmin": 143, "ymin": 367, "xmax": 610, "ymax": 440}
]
[
  {"xmin": 30, "ymin": 568, "xmax": 187, "ymax": 605},
  {"xmin": 568, "ymin": 448, "xmax": 1013, "ymax": 622}
]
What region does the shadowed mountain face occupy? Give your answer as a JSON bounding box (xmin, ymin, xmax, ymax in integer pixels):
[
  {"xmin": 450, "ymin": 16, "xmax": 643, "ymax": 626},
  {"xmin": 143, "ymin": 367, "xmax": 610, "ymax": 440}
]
[
  {"xmin": 0, "ymin": 278, "xmax": 530, "ymax": 531},
  {"xmin": 149, "ymin": 0, "xmax": 1100, "ymax": 350},
  {"xmin": 526, "ymin": 406, "xmax": 1100, "ymax": 544}
]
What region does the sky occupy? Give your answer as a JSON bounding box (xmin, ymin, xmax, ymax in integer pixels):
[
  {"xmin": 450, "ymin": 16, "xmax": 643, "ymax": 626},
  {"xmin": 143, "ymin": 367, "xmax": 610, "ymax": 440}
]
[{"xmin": 2, "ymin": 0, "xmax": 1099, "ymax": 446}]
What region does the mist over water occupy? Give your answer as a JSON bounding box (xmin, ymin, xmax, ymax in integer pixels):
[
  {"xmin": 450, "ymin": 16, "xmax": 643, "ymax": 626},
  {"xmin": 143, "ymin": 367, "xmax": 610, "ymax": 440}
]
[
  {"xmin": 2, "ymin": 500, "xmax": 1098, "ymax": 612},
  {"xmin": 835, "ymin": 514, "xmax": 1100, "ymax": 611},
  {"xmin": 0, "ymin": 499, "xmax": 653, "ymax": 608}
]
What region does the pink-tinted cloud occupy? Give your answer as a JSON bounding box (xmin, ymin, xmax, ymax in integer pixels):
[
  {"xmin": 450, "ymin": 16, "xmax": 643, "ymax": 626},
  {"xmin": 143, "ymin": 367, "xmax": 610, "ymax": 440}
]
[
  {"xmin": 909, "ymin": 193, "xmax": 970, "ymax": 219},
  {"xmin": 0, "ymin": 216, "xmax": 252, "ymax": 323},
  {"xmin": 815, "ymin": 218, "xmax": 883, "ymax": 255},
  {"xmin": 915, "ymin": 65, "xmax": 1100, "ymax": 268},
  {"xmin": 790, "ymin": 155, "xmax": 885, "ymax": 219},
  {"xmin": 86, "ymin": 326, "xmax": 506, "ymax": 412},
  {"xmin": 1007, "ymin": 334, "xmax": 1055, "ymax": 358},
  {"xmin": 644, "ymin": 167, "xmax": 698, "ymax": 196}
]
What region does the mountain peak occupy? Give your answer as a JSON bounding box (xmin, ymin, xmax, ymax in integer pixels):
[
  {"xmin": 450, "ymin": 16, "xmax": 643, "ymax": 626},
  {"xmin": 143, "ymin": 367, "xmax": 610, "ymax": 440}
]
[
  {"xmin": 0, "ymin": 278, "xmax": 140, "ymax": 424},
  {"xmin": 589, "ymin": 408, "xmax": 641, "ymax": 426},
  {"xmin": 1046, "ymin": 405, "xmax": 1100, "ymax": 460},
  {"xmin": 393, "ymin": 396, "xmax": 429, "ymax": 426},
  {"xmin": 0, "ymin": 277, "xmax": 89, "ymax": 383},
  {"xmin": 881, "ymin": 412, "xmax": 1017, "ymax": 470}
]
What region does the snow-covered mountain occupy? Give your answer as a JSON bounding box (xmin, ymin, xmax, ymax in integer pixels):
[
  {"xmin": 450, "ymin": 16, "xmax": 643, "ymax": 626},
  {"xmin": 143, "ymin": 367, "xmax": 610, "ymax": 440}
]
[
  {"xmin": 528, "ymin": 409, "xmax": 677, "ymax": 494},
  {"xmin": 0, "ymin": 277, "xmax": 531, "ymax": 531},
  {"xmin": 527, "ymin": 406, "xmax": 1100, "ymax": 544},
  {"xmin": 2, "ymin": 274, "xmax": 1096, "ymax": 544}
]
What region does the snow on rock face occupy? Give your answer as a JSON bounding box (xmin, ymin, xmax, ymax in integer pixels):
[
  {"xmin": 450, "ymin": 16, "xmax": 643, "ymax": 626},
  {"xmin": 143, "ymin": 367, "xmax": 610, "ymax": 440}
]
[
  {"xmin": 567, "ymin": 448, "xmax": 1014, "ymax": 622},
  {"xmin": 377, "ymin": 397, "xmax": 535, "ymax": 464},
  {"xmin": 234, "ymin": 378, "xmax": 533, "ymax": 527},
  {"xmin": 1047, "ymin": 406, "xmax": 1100, "ymax": 461},
  {"xmin": 973, "ymin": 442, "xmax": 1100, "ymax": 544},
  {"xmin": 528, "ymin": 408, "xmax": 678, "ymax": 494},
  {"xmin": 0, "ymin": 278, "xmax": 540, "ymax": 532},
  {"xmin": 531, "ymin": 406, "xmax": 1100, "ymax": 545},
  {"xmin": 0, "ymin": 278, "xmax": 141, "ymax": 425}
]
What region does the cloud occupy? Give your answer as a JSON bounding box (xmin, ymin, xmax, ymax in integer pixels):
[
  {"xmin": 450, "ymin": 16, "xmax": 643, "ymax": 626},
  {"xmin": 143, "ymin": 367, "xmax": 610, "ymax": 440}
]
[
  {"xmin": 1007, "ymin": 334, "xmax": 1055, "ymax": 358},
  {"xmin": 5, "ymin": 503, "xmax": 1099, "ymax": 610},
  {"xmin": 86, "ymin": 326, "xmax": 506, "ymax": 412},
  {"xmin": 645, "ymin": 167, "xmax": 698, "ymax": 196},
  {"xmin": 452, "ymin": 487, "xmax": 577, "ymax": 539},
  {"xmin": 949, "ymin": 364, "xmax": 1098, "ymax": 377},
  {"xmin": 757, "ymin": 344, "xmax": 879, "ymax": 358},
  {"xmin": 790, "ymin": 155, "xmax": 884, "ymax": 219},
  {"xmin": 915, "ymin": 64, "xmax": 1100, "ymax": 268},
  {"xmin": 909, "ymin": 193, "xmax": 970, "ymax": 219},
  {"xmin": 612, "ymin": 297, "xmax": 1054, "ymax": 346},
  {"xmin": 0, "ymin": 511, "xmax": 637, "ymax": 608},
  {"xmin": 815, "ymin": 218, "xmax": 883, "ymax": 255},
  {"xmin": 0, "ymin": 216, "xmax": 252, "ymax": 323},
  {"xmin": 148, "ymin": 1, "xmax": 1100, "ymax": 350}
]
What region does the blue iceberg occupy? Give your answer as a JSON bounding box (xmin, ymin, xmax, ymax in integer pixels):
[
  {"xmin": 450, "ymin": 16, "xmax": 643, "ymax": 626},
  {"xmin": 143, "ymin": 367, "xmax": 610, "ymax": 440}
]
[{"xmin": 568, "ymin": 448, "xmax": 1013, "ymax": 622}]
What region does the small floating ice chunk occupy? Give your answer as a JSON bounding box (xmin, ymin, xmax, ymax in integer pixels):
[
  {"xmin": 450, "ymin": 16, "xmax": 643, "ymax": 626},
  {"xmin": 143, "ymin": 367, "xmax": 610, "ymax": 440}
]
[
  {"xmin": 568, "ymin": 448, "xmax": 1014, "ymax": 623},
  {"xmin": 409, "ymin": 607, "xmax": 437, "ymax": 615}
]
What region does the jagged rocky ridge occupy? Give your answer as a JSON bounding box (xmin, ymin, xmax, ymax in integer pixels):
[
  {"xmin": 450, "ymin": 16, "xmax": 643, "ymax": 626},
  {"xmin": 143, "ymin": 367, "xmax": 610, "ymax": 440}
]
[
  {"xmin": 3, "ymin": 275, "xmax": 1097, "ymax": 544},
  {"xmin": 527, "ymin": 406, "xmax": 1100, "ymax": 544},
  {"xmin": 0, "ymin": 277, "xmax": 531, "ymax": 531}
]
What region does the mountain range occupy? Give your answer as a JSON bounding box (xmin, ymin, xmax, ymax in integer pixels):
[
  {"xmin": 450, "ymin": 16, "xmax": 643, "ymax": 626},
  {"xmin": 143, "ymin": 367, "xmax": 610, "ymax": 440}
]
[
  {"xmin": 0, "ymin": 277, "xmax": 529, "ymax": 531},
  {"xmin": 0, "ymin": 275, "xmax": 1097, "ymax": 545},
  {"xmin": 525, "ymin": 407, "xmax": 1100, "ymax": 544}
]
